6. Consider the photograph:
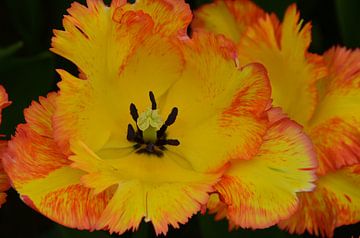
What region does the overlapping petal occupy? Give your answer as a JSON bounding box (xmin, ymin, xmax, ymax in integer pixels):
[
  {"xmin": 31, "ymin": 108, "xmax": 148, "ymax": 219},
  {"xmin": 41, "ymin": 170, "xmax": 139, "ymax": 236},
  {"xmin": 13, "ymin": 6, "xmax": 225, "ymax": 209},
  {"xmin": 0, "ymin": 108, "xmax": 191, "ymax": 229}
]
[
  {"xmin": 192, "ymin": 0, "xmax": 265, "ymax": 42},
  {"xmin": 3, "ymin": 93, "xmax": 114, "ymax": 229},
  {"xmin": 279, "ymin": 165, "xmax": 360, "ymax": 237},
  {"xmin": 194, "ymin": 2, "xmax": 326, "ymax": 125},
  {"xmin": 70, "ymin": 140, "xmax": 218, "ymax": 235},
  {"xmin": 237, "ymin": 5, "xmax": 327, "ymax": 125},
  {"xmin": 162, "ymin": 32, "xmax": 271, "ymax": 172},
  {"xmin": 209, "ymin": 110, "xmax": 316, "ymax": 228},
  {"xmin": 120, "ymin": 0, "xmax": 192, "ymax": 36},
  {"xmin": 280, "ymin": 47, "xmax": 360, "ymax": 236},
  {"xmin": 306, "ymin": 47, "xmax": 360, "ymax": 174},
  {"xmin": 0, "ymin": 85, "xmax": 11, "ymax": 207}
]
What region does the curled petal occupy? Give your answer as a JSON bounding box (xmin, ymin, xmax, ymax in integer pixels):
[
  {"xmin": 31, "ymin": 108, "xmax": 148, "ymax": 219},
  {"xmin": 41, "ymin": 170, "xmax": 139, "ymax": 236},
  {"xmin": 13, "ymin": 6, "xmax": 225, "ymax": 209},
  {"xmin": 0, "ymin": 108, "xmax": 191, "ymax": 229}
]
[
  {"xmin": 0, "ymin": 85, "xmax": 10, "ymax": 207},
  {"xmin": 238, "ymin": 5, "xmax": 327, "ymax": 125},
  {"xmin": 307, "ymin": 47, "xmax": 360, "ymax": 174},
  {"xmin": 120, "ymin": 0, "xmax": 192, "ymax": 36},
  {"xmin": 163, "ymin": 32, "xmax": 271, "ymax": 172},
  {"xmin": 279, "ymin": 165, "xmax": 360, "ymax": 237},
  {"xmin": 69, "ymin": 141, "xmax": 219, "ymax": 235},
  {"xmin": 4, "ymin": 94, "xmax": 112, "ymax": 229},
  {"xmin": 213, "ymin": 115, "xmax": 316, "ymax": 228},
  {"xmin": 193, "ymin": 0, "xmax": 265, "ymax": 42}
]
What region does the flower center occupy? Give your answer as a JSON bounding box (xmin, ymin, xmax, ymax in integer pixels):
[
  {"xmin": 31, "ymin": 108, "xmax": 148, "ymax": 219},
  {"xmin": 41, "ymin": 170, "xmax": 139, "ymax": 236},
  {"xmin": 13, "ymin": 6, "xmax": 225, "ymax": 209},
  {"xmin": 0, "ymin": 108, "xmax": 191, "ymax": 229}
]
[{"xmin": 127, "ymin": 91, "xmax": 180, "ymax": 157}]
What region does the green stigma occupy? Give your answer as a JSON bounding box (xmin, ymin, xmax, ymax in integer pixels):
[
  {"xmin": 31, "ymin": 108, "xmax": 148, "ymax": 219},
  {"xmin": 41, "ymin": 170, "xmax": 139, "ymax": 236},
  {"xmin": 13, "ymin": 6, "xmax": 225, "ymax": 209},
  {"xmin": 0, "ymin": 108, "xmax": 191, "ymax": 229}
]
[{"xmin": 137, "ymin": 108, "xmax": 163, "ymax": 143}]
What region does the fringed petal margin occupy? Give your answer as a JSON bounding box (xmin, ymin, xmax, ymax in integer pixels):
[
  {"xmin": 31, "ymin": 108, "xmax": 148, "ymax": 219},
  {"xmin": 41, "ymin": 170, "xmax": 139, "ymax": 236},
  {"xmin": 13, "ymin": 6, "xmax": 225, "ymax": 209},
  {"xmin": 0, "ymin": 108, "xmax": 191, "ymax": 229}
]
[
  {"xmin": 0, "ymin": 141, "xmax": 10, "ymax": 207},
  {"xmin": 0, "ymin": 85, "xmax": 10, "ymax": 207},
  {"xmin": 192, "ymin": 0, "xmax": 265, "ymax": 42},
  {"xmin": 3, "ymin": 93, "xmax": 113, "ymax": 230},
  {"xmin": 69, "ymin": 140, "xmax": 219, "ymax": 235},
  {"xmin": 121, "ymin": 0, "xmax": 192, "ymax": 37},
  {"xmin": 164, "ymin": 32, "xmax": 271, "ymax": 173},
  {"xmin": 238, "ymin": 4, "xmax": 327, "ymax": 125},
  {"xmin": 307, "ymin": 47, "xmax": 360, "ymax": 174},
  {"xmin": 213, "ymin": 114, "xmax": 316, "ymax": 228},
  {"xmin": 279, "ymin": 165, "xmax": 360, "ymax": 237}
]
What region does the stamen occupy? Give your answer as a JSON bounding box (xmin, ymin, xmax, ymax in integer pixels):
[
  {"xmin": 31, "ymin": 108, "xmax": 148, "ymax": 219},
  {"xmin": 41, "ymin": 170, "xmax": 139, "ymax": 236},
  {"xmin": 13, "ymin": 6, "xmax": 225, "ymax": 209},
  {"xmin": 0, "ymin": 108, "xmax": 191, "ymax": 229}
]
[
  {"xmin": 130, "ymin": 103, "xmax": 139, "ymax": 122},
  {"xmin": 157, "ymin": 107, "xmax": 178, "ymax": 138},
  {"xmin": 165, "ymin": 107, "xmax": 178, "ymax": 126},
  {"xmin": 149, "ymin": 91, "xmax": 157, "ymax": 110},
  {"xmin": 165, "ymin": 139, "xmax": 180, "ymax": 146},
  {"xmin": 127, "ymin": 92, "xmax": 179, "ymax": 157},
  {"xmin": 127, "ymin": 124, "xmax": 136, "ymax": 141},
  {"xmin": 156, "ymin": 139, "xmax": 180, "ymax": 146}
]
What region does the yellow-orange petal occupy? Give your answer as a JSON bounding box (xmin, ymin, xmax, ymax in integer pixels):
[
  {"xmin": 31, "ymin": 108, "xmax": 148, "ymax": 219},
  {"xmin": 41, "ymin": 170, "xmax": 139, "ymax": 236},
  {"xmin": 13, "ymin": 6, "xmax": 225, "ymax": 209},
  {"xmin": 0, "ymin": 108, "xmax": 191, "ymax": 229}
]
[
  {"xmin": 162, "ymin": 32, "xmax": 271, "ymax": 173},
  {"xmin": 51, "ymin": 1, "xmax": 154, "ymax": 86},
  {"xmin": 53, "ymin": 14, "xmax": 184, "ymax": 153},
  {"xmin": 3, "ymin": 93, "xmax": 112, "ymax": 229},
  {"xmin": 238, "ymin": 4, "xmax": 327, "ymax": 125},
  {"xmin": 69, "ymin": 140, "xmax": 219, "ymax": 235},
  {"xmin": 0, "ymin": 85, "xmax": 11, "ymax": 128},
  {"xmin": 0, "ymin": 141, "xmax": 10, "ymax": 207},
  {"xmin": 120, "ymin": 0, "xmax": 192, "ymax": 36},
  {"xmin": 0, "ymin": 85, "xmax": 10, "ymax": 207},
  {"xmin": 214, "ymin": 115, "xmax": 316, "ymax": 228},
  {"xmin": 279, "ymin": 165, "xmax": 360, "ymax": 237},
  {"xmin": 307, "ymin": 47, "xmax": 360, "ymax": 174},
  {"xmin": 192, "ymin": 0, "xmax": 265, "ymax": 42},
  {"xmin": 4, "ymin": 93, "xmax": 69, "ymax": 187}
]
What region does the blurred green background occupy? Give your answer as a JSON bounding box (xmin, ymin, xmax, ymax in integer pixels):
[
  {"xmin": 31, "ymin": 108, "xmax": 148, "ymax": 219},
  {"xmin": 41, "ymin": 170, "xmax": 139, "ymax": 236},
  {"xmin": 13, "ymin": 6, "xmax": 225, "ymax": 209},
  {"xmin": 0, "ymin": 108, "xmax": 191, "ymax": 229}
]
[{"xmin": 0, "ymin": 0, "xmax": 359, "ymax": 237}]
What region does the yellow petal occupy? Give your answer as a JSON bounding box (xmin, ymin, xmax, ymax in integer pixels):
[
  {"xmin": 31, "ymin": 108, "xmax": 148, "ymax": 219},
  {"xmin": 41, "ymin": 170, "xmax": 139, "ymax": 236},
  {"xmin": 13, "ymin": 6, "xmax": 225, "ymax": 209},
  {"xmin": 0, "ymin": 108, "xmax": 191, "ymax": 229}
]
[
  {"xmin": 192, "ymin": 0, "xmax": 265, "ymax": 42},
  {"xmin": 53, "ymin": 6, "xmax": 184, "ymax": 153},
  {"xmin": 18, "ymin": 166, "xmax": 113, "ymax": 230},
  {"xmin": 4, "ymin": 93, "xmax": 112, "ymax": 229},
  {"xmin": 161, "ymin": 32, "xmax": 271, "ymax": 172},
  {"xmin": 279, "ymin": 165, "xmax": 360, "ymax": 237},
  {"xmin": 238, "ymin": 5, "xmax": 327, "ymax": 125},
  {"xmin": 0, "ymin": 85, "xmax": 10, "ymax": 207},
  {"xmin": 0, "ymin": 141, "xmax": 10, "ymax": 208},
  {"xmin": 69, "ymin": 140, "xmax": 219, "ymax": 235},
  {"xmin": 307, "ymin": 47, "xmax": 360, "ymax": 174},
  {"xmin": 120, "ymin": 0, "xmax": 192, "ymax": 36},
  {"xmin": 4, "ymin": 93, "xmax": 70, "ymax": 188},
  {"xmin": 214, "ymin": 115, "xmax": 316, "ymax": 228}
]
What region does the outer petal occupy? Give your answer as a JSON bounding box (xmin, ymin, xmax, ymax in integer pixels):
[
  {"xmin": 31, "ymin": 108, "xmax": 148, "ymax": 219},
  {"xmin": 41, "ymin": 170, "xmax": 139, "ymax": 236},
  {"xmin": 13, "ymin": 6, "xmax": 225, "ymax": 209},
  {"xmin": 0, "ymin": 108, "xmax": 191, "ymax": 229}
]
[
  {"xmin": 162, "ymin": 32, "xmax": 271, "ymax": 173},
  {"xmin": 307, "ymin": 47, "xmax": 360, "ymax": 174},
  {"xmin": 0, "ymin": 85, "xmax": 10, "ymax": 207},
  {"xmin": 192, "ymin": 0, "xmax": 265, "ymax": 42},
  {"xmin": 214, "ymin": 115, "xmax": 316, "ymax": 228},
  {"xmin": 279, "ymin": 165, "xmax": 360, "ymax": 237},
  {"xmin": 120, "ymin": 0, "xmax": 192, "ymax": 36},
  {"xmin": 69, "ymin": 140, "xmax": 219, "ymax": 235},
  {"xmin": 3, "ymin": 93, "xmax": 112, "ymax": 230},
  {"xmin": 0, "ymin": 141, "xmax": 10, "ymax": 207},
  {"xmin": 238, "ymin": 5, "xmax": 327, "ymax": 125}
]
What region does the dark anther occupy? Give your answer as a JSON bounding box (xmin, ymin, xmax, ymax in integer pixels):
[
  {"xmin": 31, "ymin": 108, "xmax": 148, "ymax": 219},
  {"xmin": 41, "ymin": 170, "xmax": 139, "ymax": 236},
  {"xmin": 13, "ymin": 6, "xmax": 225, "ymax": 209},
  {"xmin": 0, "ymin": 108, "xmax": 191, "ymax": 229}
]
[
  {"xmin": 164, "ymin": 139, "xmax": 180, "ymax": 146},
  {"xmin": 156, "ymin": 139, "xmax": 180, "ymax": 146},
  {"xmin": 165, "ymin": 107, "xmax": 178, "ymax": 126},
  {"xmin": 130, "ymin": 103, "xmax": 139, "ymax": 122},
  {"xmin": 157, "ymin": 107, "xmax": 178, "ymax": 138},
  {"xmin": 127, "ymin": 124, "xmax": 136, "ymax": 141},
  {"xmin": 149, "ymin": 91, "xmax": 157, "ymax": 110}
]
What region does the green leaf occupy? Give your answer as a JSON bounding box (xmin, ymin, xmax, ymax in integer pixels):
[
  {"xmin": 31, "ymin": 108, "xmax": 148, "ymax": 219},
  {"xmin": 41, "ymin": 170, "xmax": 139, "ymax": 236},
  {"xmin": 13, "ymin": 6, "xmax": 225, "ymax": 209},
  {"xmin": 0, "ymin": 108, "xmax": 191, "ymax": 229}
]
[{"xmin": 0, "ymin": 42, "xmax": 23, "ymax": 59}]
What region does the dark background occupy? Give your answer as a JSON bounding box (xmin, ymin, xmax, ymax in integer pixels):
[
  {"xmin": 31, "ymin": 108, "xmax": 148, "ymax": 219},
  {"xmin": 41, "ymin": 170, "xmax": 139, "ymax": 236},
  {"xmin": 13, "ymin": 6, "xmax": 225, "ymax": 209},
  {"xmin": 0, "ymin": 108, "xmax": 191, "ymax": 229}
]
[{"xmin": 0, "ymin": 0, "xmax": 359, "ymax": 237}]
